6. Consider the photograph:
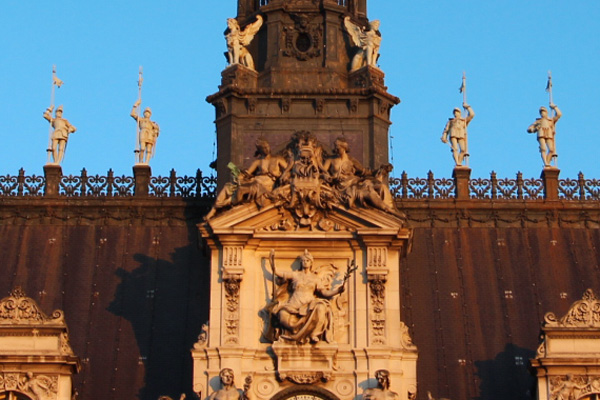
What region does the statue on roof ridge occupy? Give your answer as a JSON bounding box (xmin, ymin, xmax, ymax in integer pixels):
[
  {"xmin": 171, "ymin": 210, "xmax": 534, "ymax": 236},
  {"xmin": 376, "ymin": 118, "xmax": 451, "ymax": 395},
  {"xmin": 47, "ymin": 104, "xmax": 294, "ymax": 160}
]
[
  {"xmin": 43, "ymin": 105, "xmax": 76, "ymax": 165},
  {"xmin": 441, "ymin": 103, "xmax": 475, "ymax": 167},
  {"xmin": 225, "ymin": 15, "xmax": 263, "ymax": 71},
  {"xmin": 527, "ymin": 103, "xmax": 561, "ymax": 168},
  {"xmin": 131, "ymin": 99, "xmax": 160, "ymax": 165}
]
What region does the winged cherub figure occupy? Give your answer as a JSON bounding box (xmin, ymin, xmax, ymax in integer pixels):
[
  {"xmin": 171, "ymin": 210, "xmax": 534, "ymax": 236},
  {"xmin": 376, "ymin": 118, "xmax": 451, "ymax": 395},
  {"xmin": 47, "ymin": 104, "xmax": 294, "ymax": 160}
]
[
  {"xmin": 225, "ymin": 15, "xmax": 263, "ymax": 71},
  {"xmin": 344, "ymin": 16, "xmax": 382, "ymax": 71}
]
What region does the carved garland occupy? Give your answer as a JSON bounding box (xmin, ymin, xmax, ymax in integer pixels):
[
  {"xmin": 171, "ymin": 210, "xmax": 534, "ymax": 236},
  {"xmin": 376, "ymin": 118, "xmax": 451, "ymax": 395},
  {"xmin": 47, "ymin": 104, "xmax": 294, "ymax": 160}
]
[{"xmin": 224, "ymin": 275, "xmax": 242, "ymax": 344}]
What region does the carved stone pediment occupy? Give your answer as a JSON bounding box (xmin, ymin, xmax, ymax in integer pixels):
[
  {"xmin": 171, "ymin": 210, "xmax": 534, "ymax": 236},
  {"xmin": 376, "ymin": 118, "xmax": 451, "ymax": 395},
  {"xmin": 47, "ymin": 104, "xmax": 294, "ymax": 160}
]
[
  {"xmin": 203, "ymin": 202, "xmax": 406, "ymax": 237},
  {"xmin": 0, "ymin": 287, "xmax": 66, "ymax": 326},
  {"xmin": 544, "ymin": 288, "xmax": 600, "ymax": 328}
]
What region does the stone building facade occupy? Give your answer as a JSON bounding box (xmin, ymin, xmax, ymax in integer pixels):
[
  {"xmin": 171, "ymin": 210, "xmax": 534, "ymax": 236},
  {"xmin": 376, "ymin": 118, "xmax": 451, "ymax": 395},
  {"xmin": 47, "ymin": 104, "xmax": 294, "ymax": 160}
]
[{"xmin": 1, "ymin": 1, "xmax": 600, "ymax": 400}]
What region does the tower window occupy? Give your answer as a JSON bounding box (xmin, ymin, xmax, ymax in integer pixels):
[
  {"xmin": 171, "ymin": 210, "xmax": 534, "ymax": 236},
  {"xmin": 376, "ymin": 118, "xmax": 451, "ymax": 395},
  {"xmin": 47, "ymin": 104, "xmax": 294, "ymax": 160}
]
[
  {"xmin": 338, "ymin": 0, "xmax": 348, "ymax": 6},
  {"xmin": 259, "ymin": 0, "xmax": 269, "ymax": 6}
]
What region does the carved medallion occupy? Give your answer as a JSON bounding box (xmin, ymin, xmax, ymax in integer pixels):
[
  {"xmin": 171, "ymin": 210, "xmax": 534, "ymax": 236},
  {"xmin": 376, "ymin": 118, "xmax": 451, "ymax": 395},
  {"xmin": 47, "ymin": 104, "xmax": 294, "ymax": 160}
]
[{"xmin": 282, "ymin": 14, "xmax": 323, "ymax": 61}]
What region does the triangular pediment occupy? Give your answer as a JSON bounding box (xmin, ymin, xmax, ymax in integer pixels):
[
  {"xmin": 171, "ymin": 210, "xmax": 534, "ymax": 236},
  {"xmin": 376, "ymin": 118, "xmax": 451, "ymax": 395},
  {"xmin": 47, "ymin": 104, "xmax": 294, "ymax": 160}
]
[{"xmin": 202, "ymin": 201, "xmax": 406, "ymax": 237}]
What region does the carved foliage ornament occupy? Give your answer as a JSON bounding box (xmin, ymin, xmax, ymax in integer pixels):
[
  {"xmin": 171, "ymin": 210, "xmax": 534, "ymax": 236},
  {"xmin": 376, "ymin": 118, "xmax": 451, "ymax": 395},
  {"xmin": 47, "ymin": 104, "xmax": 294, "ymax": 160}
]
[
  {"xmin": 0, "ymin": 287, "xmax": 66, "ymax": 325},
  {"xmin": 223, "ymin": 276, "xmax": 242, "ymax": 344},
  {"xmin": 545, "ymin": 289, "xmax": 600, "ymax": 327}
]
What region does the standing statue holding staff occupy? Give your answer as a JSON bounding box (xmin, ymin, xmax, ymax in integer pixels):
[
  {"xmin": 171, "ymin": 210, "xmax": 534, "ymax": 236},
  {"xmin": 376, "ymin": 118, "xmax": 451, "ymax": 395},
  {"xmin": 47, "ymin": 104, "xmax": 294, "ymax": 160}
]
[
  {"xmin": 441, "ymin": 72, "xmax": 475, "ymax": 167},
  {"xmin": 527, "ymin": 71, "xmax": 562, "ymax": 167},
  {"xmin": 43, "ymin": 66, "xmax": 76, "ymax": 165},
  {"xmin": 131, "ymin": 67, "xmax": 160, "ymax": 165}
]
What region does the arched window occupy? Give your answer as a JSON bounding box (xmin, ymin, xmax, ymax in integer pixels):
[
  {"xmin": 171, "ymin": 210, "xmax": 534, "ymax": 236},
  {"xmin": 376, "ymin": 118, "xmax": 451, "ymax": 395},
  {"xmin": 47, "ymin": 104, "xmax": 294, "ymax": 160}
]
[{"xmin": 0, "ymin": 392, "xmax": 33, "ymax": 400}]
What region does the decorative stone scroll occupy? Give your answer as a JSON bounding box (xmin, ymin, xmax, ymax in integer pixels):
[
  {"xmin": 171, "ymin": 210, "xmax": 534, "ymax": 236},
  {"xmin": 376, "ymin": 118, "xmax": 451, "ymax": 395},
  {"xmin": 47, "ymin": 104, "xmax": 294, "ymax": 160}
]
[
  {"xmin": 544, "ymin": 288, "xmax": 600, "ymax": 327},
  {"xmin": 0, "ymin": 287, "xmax": 66, "ymax": 327}
]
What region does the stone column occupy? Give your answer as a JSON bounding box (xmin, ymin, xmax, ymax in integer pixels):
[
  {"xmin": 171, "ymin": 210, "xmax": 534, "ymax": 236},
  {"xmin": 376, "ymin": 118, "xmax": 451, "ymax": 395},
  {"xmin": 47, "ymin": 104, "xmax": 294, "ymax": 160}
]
[
  {"xmin": 453, "ymin": 167, "xmax": 471, "ymax": 200},
  {"xmin": 133, "ymin": 165, "xmax": 151, "ymax": 196},
  {"xmin": 541, "ymin": 168, "xmax": 560, "ymax": 201},
  {"xmin": 43, "ymin": 165, "xmax": 62, "ymax": 197}
]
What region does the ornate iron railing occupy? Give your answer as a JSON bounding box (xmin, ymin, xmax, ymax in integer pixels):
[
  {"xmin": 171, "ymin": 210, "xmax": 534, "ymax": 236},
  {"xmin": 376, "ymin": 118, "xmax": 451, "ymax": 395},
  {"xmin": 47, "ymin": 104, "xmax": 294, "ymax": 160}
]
[
  {"xmin": 149, "ymin": 169, "xmax": 217, "ymax": 198},
  {"xmin": 59, "ymin": 169, "xmax": 136, "ymax": 197},
  {"xmin": 0, "ymin": 168, "xmax": 216, "ymax": 199},
  {"xmin": 1, "ymin": 168, "xmax": 599, "ymax": 201},
  {"xmin": 390, "ymin": 171, "xmax": 600, "ymax": 201},
  {"xmin": 0, "ymin": 168, "xmax": 45, "ymax": 196}
]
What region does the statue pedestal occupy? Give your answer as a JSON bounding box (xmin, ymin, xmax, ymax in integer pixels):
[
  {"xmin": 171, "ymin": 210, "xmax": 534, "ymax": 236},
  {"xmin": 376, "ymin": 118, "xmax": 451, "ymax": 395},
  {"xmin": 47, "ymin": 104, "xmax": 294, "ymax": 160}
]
[
  {"xmin": 43, "ymin": 164, "xmax": 62, "ymax": 197},
  {"xmin": 133, "ymin": 165, "xmax": 151, "ymax": 196},
  {"xmin": 453, "ymin": 166, "xmax": 471, "ymax": 200},
  {"xmin": 349, "ymin": 66, "xmax": 386, "ymax": 90},
  {"xmin": 272, "ymin": 341, "xmax": 338, "ymax": 384},
  {"xmin": 541, "ymin": 167, "xmax": 560, "ymax": 201},
  {"xmin": 220, "ymin": 64, "xmax": 258, "ymax": 89}
]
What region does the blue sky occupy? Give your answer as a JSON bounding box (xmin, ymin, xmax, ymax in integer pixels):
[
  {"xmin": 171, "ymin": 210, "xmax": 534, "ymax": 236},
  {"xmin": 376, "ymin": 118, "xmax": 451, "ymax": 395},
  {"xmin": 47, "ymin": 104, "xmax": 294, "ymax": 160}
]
[{"xmin": 1, "ymin": 1, "xmax": 599, "ymax": 180}]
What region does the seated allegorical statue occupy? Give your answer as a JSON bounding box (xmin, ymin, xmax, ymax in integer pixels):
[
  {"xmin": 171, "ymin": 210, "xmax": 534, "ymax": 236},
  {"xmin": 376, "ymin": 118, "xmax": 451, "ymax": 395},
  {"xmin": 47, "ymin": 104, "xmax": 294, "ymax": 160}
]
[
  {"xmin": 205, "ymin": 138, "xmax": 287, "ymax": 220},
  {"xmin": 363, "ymin": 370, "xmax": 399, "ymax": 400},
  {"xmin": 268, "ymin": 249, "xmax": 356, "ymax": 344}
]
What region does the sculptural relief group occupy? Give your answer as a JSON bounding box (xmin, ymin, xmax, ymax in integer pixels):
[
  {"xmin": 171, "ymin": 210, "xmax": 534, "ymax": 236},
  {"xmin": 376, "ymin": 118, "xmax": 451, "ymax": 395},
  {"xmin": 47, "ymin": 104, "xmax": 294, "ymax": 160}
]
[{"xmin": 205, "ymin": 132, "xmax": 402, "ymax": 225}]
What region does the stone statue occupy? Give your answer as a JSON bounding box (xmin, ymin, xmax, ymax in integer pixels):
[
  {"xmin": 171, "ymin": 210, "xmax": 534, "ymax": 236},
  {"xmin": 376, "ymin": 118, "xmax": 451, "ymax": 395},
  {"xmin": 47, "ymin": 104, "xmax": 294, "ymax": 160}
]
[
  {"xmin": 323, "ymin": 137, "xmax": 403, "ymax": 217},
  {"xmin": 131, "ymin": 100, "xmax": 160, "ymax": 164},
  {"xmin": 225, "ymin": 15, "xmax": 263, "ymax": 71},
  {"xmin": 43, "ymin": 105, "xmax": 76, "ymax": 165},
  {"xmin": 204, "ymin": 133, "xmax": 405, "ymax": 224},
  {"xmin": 363, "ymin": 370, "xmax": 399, "ymax": 400},
  {"xmin": 441, "ymin": 103, "xmax": 475, "ymax": 166},
  {"xmin": 19, "ymin": 372, "xmax": 55, "ymax": 400},
  {"xmin": 269, "ymin": 249, "xmax": 355, "ymax": 344},
  {"xmin": 527, "ymin": 103, "xmax": 562, "ymax": 167},
  {"xmin": 344, "ymin": 16, "xmax": 382, "ymax": 71},
  {"xmin": 209, "ymin": 368, "xmax": 242, "ymax": 400},
  {"xmin": 205, "ymin": 139, "xmax": 287, "ymax": 220},
  {"xmin": 322, "ymin": 136, "xmax": 365, "ymax": 191}
]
